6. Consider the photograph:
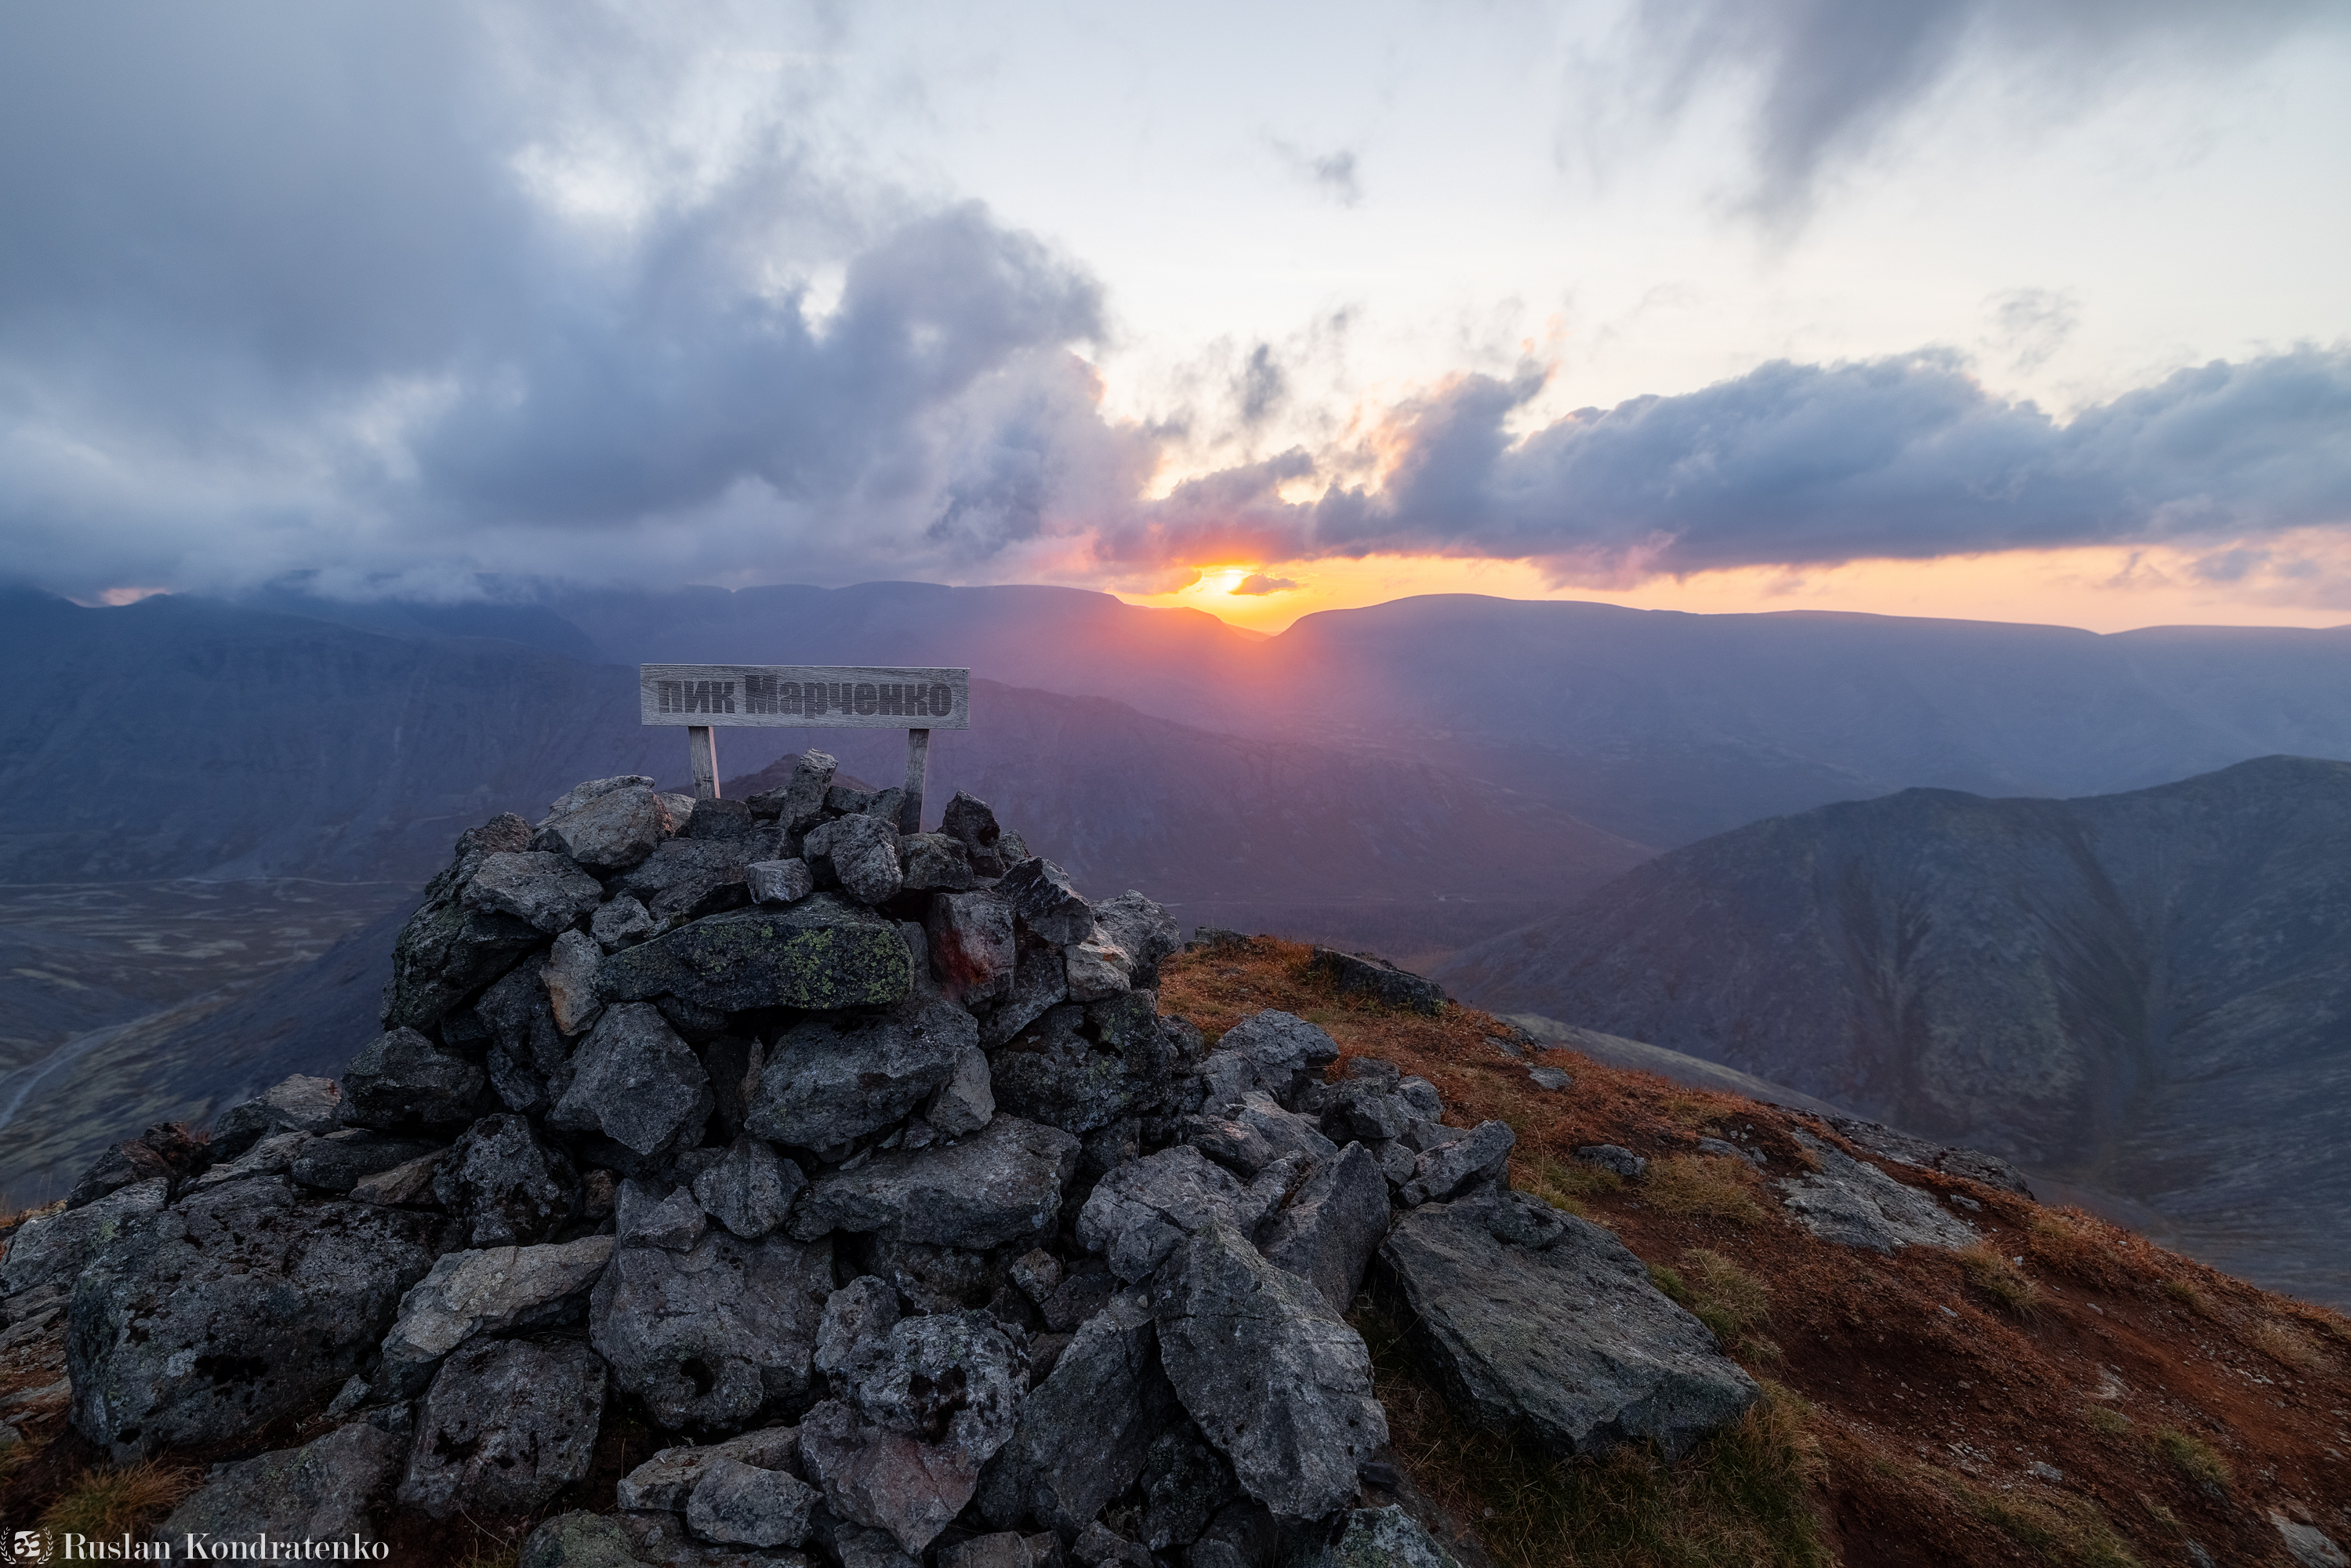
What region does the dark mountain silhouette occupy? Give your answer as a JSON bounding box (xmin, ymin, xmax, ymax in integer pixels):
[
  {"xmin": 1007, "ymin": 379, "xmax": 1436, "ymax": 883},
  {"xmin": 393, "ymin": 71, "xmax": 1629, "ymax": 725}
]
[{"xmin": 1435, "ymin": 756, "xmax": 2351, "ymax": 1303}]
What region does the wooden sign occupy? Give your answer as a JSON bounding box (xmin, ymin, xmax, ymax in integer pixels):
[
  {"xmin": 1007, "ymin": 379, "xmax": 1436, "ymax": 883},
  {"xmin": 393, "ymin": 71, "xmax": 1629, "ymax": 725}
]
[{"xmin": 639, "ymin": 664, "xmax": 969, "ymax": 830}]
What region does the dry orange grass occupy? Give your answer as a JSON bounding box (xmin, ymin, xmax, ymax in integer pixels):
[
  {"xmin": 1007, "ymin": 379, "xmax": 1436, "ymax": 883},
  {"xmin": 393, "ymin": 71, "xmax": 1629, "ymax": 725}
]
[{"xmin": 35, "ymin": 1461, "xmax": 198, "ymax": 1544}]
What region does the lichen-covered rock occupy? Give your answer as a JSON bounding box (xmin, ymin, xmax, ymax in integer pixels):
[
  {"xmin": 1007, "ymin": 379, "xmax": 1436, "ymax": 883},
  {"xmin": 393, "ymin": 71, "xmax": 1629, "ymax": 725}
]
[
  {"xmin": 615, "ymin": 1426, "xmax": 800, "ymax": 1510},
  {"xmin": 376, "ymin": 1236, "xmax": 615, "ymax": 1397},
  {"xmin": 591, "ymin": 894, "xmax": 658, "ymax": 951},
  {"xmin": 0, "ymin": 1177, "xmax": 170, "ymax": 1323},
  {"xmin": 434, "ymin": 1113, "xmax": 579, "ymax": 1246},
  {"xmin": 746, "ymin": 994, "xmax": 973, "ymax": 1152},
  {"xmin": 68, "ymin": 1178, "xmax": 442, "ymax": 1459},
  {"xmin": 591, "ymin": 1228, "xmax": 835, "ymax": 1432},
  {"xmin": 1090, "ymin": 893, "xmax": 1181, "ymax": 991},
  {"xmin": 1374, "ymin": 1192, "xmax": 1759, "ymax": 1460},
  {"xmin": 398, "ymin": 1337, "xmax": 608, "ymax": 1519},
  {"xmin": 998, "ymin": 858, "xmax": 1094, "ymax": 946},
  {"xmin": 464, "ymin": 850, "xmax": 607, "ymax": 934},
  {"xmin": 1259, "ymin": 1143, "xmax": 1391, "ymax": 1312},
  {"xmin": 792, "ymin": 1116, "xmax": 1079, "ymax": 1250},
  {"xmin": 1316, "ymin": 1507, "xmax": 1461, "ymax": 1567},
  {"xmin": 535, "ymin": 783, "xmax": 673, "ymax": 871},
  {"xmin": 1152, "ymin": 1220, "xmax": 1388, "ymax": 1521},
  {"xmin": 342, "ymin": 1027, "xmax": 487, "ymax": 1133},
  {"xmin": 598, "ymin": 895, "xmax": 913, "ymax": 1013},
  {"xmin": 1210, "ymin": 1011, "xmax": 1341, "ymax": 1109},
  {"xmin": 161, "ymin": 1421, "xmax": 405, "ymax": 1546},
  {"xmin": 975, "ymin": 1287, "xmax": 1179, "ymax": 1537},
  {"xmin": 1063, "ymin": 935, "xmax": 1133, "ymax": 1004},
  {"xmin": 549, "ymin": 1003, "xmax": 713, "ymax": 1158}
]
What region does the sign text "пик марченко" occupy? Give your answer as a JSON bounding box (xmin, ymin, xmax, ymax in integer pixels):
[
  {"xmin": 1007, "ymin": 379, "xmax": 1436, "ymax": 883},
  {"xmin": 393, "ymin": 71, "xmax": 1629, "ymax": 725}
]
[{"xmin": 637, "ymin": 665, "xmax": 970, "ymax": 730}]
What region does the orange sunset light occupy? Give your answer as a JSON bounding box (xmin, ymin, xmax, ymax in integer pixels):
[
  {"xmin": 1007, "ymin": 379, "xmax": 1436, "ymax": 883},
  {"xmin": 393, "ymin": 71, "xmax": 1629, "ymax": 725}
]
[{"xmin": 1116, "ymin": 538, "xmax": 2351, "ymax": 637}]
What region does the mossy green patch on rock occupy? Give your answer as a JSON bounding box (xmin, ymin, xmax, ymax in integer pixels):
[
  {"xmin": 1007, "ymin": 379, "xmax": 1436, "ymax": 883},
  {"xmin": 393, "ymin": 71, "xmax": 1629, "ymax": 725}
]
[{"xmin": 597, "ymin": 893, "xmax": 912, "ymax": 1012}]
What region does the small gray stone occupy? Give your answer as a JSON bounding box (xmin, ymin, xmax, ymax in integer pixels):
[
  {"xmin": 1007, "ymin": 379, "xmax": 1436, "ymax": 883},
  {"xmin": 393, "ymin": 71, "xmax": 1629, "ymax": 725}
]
[
  {"xmin": 1090, "ymin": 893, "xmax": 1181, "ymax": 989},
  {"xmin": 381, "ymin": 815, "xmax": 544, "ymax": 1033},
  {"xmin": 939, "ymin": 791, "xmax": 1003, "ymax": 853},
  {"xmin": 184, "ymin": 1130, "xmax": 310, "ymax": 1194},
  {"xmin": 1151, "ymin": 1220, "xmax": 1388, "ymax": 1521},
  {"xmin": 1009, "ymin": 1249, "xmax": 1063, "ymax": 1305},
  {"xmin": 998, "ymin": 858, "xmax": 1093, "ymax": 945},
  {"xmin": 342, "ymin": 1027, "xmax": 486, "ymax": 1133},
  {"xmin": 1397, "ymin": 1078, "xmax": 1443, "ymax": 1120},
  {"xmin": 1136, "ymin": 1424, "xmax": 1239, "ymax": 1553},
  {"xmin": 464, "ymin": 850, "xmax": 607, "ymax": 934},
  {"xmin": 939, "ymin": 1534, "xmax": 1039, "ymax": 1568},
  {"xmin": 748, "ymin": 858, "xmax": 815, "ymax": 906},
  {"xmin": 693, "ymin": 1137, "xmax": 805, "ymax": 1240},
  {"xmin": 687, "ymin": 1454, "xmax": 819, "ymax": 1548},
  {"xmin": 550, "ymin": 1002, "xmax": 714, "ymax": 1157},
  {"xmin": 597, "ymin": 895, "xmax": 913, "ymax": 1014},
  {"xmin": 546, "ymin": 927, "xmax": 608, "ymax": 1036},
  {"xmin": 398, "ymin": 1337, "xmax": 608, "ymax": 1518},
  {"xmin": 616, "ymin": 837, "xmax": 767, "ymax": 923},
  {"xmin": 434, "ymin": 1112, "xmax": 579, "ymax": 1246},
  {"xmin": 1317, "ymin": 1082, "xmax": 1412, "ymax": 1145},
  {"xmin": 544, "ymin": 775, "xmax": 658, "ymax": 822},
  {"xmin": 1576, "ymin": 1144, "xmax": 1645, "ymax": 1179},
  {"xmin": 376, "ymin": 1236, "xmax": 616, "ymax": 1397},
  {"xmin": 2273, "ymin": 1517, "xmax": 2349, "ymax": 1568},
  {"xmin": 1260, "ymin": 1143, "xmax": 1391, "ymax": 1312},
  {"xmin": 793, "ymin": 1115, "xmax": 1079, "ymax": 1250},
  {"xmin": 1319, "ymin": 1506, "xmax": 1461, "ymax": 1567},
  {"xmin": 161, "ymin": 1421, "xmax": 405, "ymax": 1545},
  {"xmin": 476, "ymin": 960, "xmax": 576, "ymax": 1115},
  {"xmin": 1306, "ymin": 949, "xmax": 1448, "ymax": 1017},
  {"xmin": 1062, "ymin": 933, "xmax": 1132, "ymax": 1004},
  {"xmin": 1214, "ymin": 1011, "xmax": 1341, "ymax": 1107},
  {"xmin": 593, "ymin": 894, "xmax": 659, "ymax": 951},
  {"xmin": 350, "ymin": 1149, "xmax": 447, "ymax": 1207},
  {"xmin": 978, "ymin": 930, "xmax": 1070, "ymax": 1050},
  {"xmin": 1072, "ymin": 1523, "xmax": 1152, "ymax": 1568},
  {"xmin": 926, "ymin": 1045, "xmax": 996, "ymax": 1137},
  {"xmin": 538, "ymin": 783, "xmax": 674, "ymax": 870},
  {"xmin": 1401, "ymin": 1121, "xmax": 1515, "ymax": 1207},
  {"xmin": 1527, "ymin": 1066, "xmax": 1573, "ymax": 1092},
  {"xmin": 615, "ymin": 1426, "xmax": 801, "ymax": 1512}
]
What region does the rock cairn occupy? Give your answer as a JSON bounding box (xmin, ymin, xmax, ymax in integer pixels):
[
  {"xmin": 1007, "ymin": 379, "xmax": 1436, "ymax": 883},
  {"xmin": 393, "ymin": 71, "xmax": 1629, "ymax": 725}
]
[{"xmin": 2, "ymin": 756, "xmax": 1765, "ymax": 1568}]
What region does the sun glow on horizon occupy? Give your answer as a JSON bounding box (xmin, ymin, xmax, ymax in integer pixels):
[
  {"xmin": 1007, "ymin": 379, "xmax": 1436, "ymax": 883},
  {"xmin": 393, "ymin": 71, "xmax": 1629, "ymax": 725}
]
[{"xmin": 1112, "ymin": 536, "xmax": 2351, "ymax": 637}]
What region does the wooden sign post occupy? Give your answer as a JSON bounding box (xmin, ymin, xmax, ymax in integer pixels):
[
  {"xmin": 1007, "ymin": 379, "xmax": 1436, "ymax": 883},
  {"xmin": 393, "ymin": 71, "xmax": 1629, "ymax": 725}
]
[{"xmin": 640, "ymin": 664, "xmax": 970, "ymax": 833}]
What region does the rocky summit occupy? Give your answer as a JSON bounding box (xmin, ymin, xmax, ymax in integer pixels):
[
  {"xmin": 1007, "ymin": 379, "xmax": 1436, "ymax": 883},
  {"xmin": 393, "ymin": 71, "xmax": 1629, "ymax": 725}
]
[{"xmin": 0, "ymin": 757, "xmax": 1765, "ymax": 1567}]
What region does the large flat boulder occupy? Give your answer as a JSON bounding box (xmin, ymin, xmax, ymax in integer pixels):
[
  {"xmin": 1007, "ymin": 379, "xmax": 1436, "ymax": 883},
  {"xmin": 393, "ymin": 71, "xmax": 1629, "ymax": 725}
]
[
  {"xmin": 376, "ymin": 1236, "xmax": 615, "ymax": 1398},
  {"xmin": 597, "ymin": 895, "xmax": 912, "ymax": 1013},
  {"xmin": 1259, "ymin": 1143, "xmax": 1391, "ymax": 1312},
  {"xmin": 1776, "ymin": 1135, "xmax": 1979, "ymax": 1254},
  {"xmin": 68, "ymin": 1179, "xmax": 444, "ymax": 1459},
  {"xmin": 793, "ymin": 1116, "xmax": 1079, "ymax": 1250},
  {"xmin": 1152, "ymin": 1220, "xmax": 1388, "ymax": 1521},
  {"xmin": 1374, "ymin": 1192, "xmax": 1759, "ymax": 1461}
]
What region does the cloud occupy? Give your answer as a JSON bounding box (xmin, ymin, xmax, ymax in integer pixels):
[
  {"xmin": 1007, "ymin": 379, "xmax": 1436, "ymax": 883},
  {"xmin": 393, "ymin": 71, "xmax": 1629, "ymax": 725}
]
[
  {"xmin": 1229, "ymin": 572, "xmax": 1300, "ymax": 595},
  {"xmin": 1079, "ymin": 344, "xmax": 2351, "ymax": 579},
  {"xmin": 1984, "ymin": 288, "xmax": 2080, "ymax": 374},
  {"xmin": 1268, "ymin": 139, "xmax": 1363, "ymax": 206},
  {"xmin": 1620, "ymin": 0, "xmax": 2338, "ymax": 221}
]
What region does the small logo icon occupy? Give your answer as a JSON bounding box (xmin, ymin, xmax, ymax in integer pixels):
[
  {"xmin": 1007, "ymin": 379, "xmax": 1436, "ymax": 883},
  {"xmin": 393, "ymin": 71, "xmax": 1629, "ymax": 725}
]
[{"xmin": 11, "ymin": 1531, "xmax": 51, "ymax": 1564}]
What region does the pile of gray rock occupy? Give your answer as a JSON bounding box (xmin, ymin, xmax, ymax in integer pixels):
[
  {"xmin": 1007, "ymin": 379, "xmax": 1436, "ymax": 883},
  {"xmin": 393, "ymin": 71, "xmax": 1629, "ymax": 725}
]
[{"xmin": 1, "ymin": 757, "xmax": 1765, "ymax": 1568}]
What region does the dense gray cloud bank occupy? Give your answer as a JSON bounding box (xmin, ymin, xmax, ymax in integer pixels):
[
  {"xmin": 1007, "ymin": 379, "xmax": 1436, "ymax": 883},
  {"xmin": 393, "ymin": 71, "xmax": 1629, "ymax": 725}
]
[{"xmin": 0, "ymin": 2, "xmax": 2344, "ymax": 599}]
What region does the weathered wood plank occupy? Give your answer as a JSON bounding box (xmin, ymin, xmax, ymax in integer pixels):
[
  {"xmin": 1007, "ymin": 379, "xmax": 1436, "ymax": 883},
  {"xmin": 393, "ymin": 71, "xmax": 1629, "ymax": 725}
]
[
  {"xmin": 638, "ymin": 665, "xmax": 971, "ymax": 729},
  {"xmin": 900, "ymin": 728, "xmax": 930, "ymax": 833},
  {"xmin": 688, "ymin": 725, "xmax": 720, "ymax": 800}
]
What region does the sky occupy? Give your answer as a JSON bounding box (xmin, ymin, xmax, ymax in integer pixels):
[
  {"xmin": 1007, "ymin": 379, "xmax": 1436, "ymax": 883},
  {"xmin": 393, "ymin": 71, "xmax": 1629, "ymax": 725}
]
[{"xmin": 2, "ymin": 0, "xmax": 2349, "ymax": 633}]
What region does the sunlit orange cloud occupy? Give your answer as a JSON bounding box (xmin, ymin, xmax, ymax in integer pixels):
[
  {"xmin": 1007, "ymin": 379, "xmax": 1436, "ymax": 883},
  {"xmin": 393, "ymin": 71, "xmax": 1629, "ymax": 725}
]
[{"xmin": 1117, "ymin": 537, "xmax": 2351, "ymax": 636}]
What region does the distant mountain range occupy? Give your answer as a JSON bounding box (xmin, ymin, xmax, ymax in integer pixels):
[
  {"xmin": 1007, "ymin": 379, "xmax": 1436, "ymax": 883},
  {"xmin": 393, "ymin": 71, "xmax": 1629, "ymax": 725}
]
[{"xmin": 1436, "ymin": 756, "xmax": 2351, "ymax": 1305}]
